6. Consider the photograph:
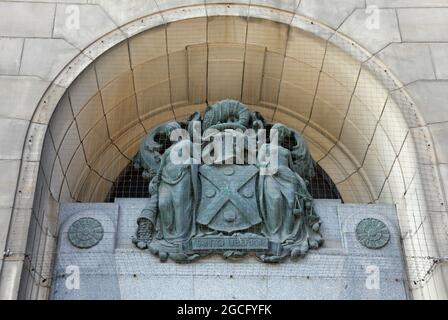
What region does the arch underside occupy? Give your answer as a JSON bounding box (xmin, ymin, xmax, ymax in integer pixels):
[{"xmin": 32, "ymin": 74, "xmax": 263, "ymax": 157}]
[{"xmin": 19, "ymin": 15, "xmax": 448, "ymax": 299}]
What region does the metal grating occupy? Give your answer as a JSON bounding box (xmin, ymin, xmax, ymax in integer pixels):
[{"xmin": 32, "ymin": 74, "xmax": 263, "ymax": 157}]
[{"xmin": 106, "ymin": 161, "xmax": 342, "ymax": 202}]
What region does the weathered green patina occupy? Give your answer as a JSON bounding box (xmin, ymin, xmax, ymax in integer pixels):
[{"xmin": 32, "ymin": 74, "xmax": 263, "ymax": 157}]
[{"xmin": 132, "ymin": 100, "xmax": 323, "ymax": 262}]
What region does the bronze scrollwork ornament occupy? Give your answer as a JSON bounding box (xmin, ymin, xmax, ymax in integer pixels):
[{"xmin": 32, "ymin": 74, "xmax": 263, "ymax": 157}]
[{"xmin": 132, "ymin": 100, "xmax": 324, "ymax": 263}]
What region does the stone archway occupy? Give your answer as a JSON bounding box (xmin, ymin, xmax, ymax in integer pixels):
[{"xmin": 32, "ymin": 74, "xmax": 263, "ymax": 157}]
[{"xmin": 2, "ymin": 5, "xmax": 447, "ymax": 300}]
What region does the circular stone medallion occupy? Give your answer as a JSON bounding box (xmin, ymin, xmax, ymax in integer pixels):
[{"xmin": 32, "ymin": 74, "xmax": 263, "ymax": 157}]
[
  {"xmin": 355, "ymin": 218, "xmax": 390, "ymax": 249},
  {"xmin": 68, "ymin": 217, "xmax": 104, "ymax": 249}
]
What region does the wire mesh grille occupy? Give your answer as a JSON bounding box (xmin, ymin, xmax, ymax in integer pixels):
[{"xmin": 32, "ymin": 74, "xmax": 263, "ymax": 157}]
[{"xmin": 106, "ymin": 161, "xmax": 342, "ymax": 202}]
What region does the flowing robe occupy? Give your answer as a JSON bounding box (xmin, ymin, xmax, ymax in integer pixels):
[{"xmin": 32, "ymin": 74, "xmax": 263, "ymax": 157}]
[
  {"xmin": 258, "ymin": 143, "xmax": 310, "ymax": 243},
  {"xmin": 140, "ymin": 140, "xmax": 198, "ymax": 243}
]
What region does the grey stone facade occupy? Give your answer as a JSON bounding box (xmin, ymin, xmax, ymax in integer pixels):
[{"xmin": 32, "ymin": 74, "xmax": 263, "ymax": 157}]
[{"xmin": 0, "ymin": 0, "xmax": 447, "ymax": 300}]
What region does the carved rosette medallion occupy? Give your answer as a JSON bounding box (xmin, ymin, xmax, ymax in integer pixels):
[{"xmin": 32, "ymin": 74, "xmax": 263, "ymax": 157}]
[
  {"xmin": 68, "ymin": 217, "xmax": 104, "ymax": 249},
  {"xmin": 356, "ymin": 218, "xmax": 390, "ymax": 249}
]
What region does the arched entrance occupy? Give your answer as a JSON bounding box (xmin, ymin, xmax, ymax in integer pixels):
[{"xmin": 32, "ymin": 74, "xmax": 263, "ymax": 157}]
[{"xmin": 3, "ymin": 8, "xmax": 446, "ymax": 299}]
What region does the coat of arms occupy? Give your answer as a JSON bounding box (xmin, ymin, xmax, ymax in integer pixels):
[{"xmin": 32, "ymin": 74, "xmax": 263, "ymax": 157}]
[{"xmin": 132, "ymin": 100, "xmax": 323, "ymax": 263}]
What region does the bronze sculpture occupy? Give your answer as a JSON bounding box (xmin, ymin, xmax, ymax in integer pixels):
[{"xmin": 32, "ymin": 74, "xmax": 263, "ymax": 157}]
[{"xmin": 132, "ymin": 100, "xmax": 323, "ymax": 263}]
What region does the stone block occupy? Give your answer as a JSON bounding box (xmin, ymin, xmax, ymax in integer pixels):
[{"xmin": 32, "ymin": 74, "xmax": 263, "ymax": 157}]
[
  {"xmin": 337, "ymin": 204, "xmax": 407, "ymax": 299},
  {"xmin": 75, "ymin": 94, "xmax": 103, "ymax": 139},
  {"xmin": 95, "ymin": 42, "xmax": 130, "ymax": 88},
  {"xmin": 128, "ymin": 25, "xmax": 166, "ymax": 67},
  {"xmin": 20, "ymin": 39, "xmax": 79, "ymax": 81},
  {"xmin": 248, "ymin": 5, "xmax": 294, "ymax": 25},
  {"xmin": 92, "ymin": 0, "xmax": 159, "ymax": 26},
  {"xmin": 247, "ymin": 18, "xmax": 289, "ymax": 54},
  {"xmin": 298, "ymin": 0, "xmax": 365, "ymax": 29},
  {"xmin": 23, "ymin": 122, "xmax": 48, "ymax": 162},
  {"xmin": 50, "ymin": 159, "xmax": 64, "ymax": 201},
  {"xmin": 428, "ymin": 122, "xmax": 448, "ymax": 164},
  {"xmin": 81, "ymin": 118, "xmax": 109, "ymax": 165},
  {"xmin": 0, "ymin": 76, "xmax": 49, "ymax": 121},
  {"xmin": 13, "ymin": 161, "xmax": 40, "ymax": 210},
  {"xmin": 157, "ymin": 0, "xmax": 205, "ymax": 11},
  {"xmin": 64, "ymin": 145, "xmax": 87, "ymax": 196},
  {"xmin": 406, "ymin": 81, "xmax": 448, "ymax": 125},
  {"xmin": 0, "ymin": 117, "xmax": 28, "ymax": 160},
  {"xmin": 208, "ymin": 16, "xmax": 247, "ymax": 45},
  {"xmin": 397, "ymin": 8, "xmax": 448, "ymax": 42},
  {"xmin": 54, "ymin": 4, "xmax": 117, "ymax": 50},
  {"xmin": 438, "ymin": 164, "xmax": 448, "ymax": 203},
  {"xmin": 286, "ymin": 27, "xmax": 326, "ymax": 69},
  {"xmin": 379, "ymin": 98, "xmax": 408, "ymax": 154},
  {"xmin": 52, "ymin": 203, "xmax": 120, "ymax": 300},
  {"xmin": 251, "ymin": 0, "xmax": 300, "ymax": 12},
  {"xmin": 166, "ymin": 17, "xmax": 207, "ymax": 53},
  {"xmin": 68, "ymin": 65, "xmax": 99, "ymax": 116},
  {"xmin": 367, "ymin": 0, "xmax": 448, "ymax": 7},
  {"xmin": 57, "ymin": 122, "xmax": 81, "ymax": 172},
  {"xmin": 339, "ymin": 8, "xmax": 401, "ymax": 53},
  {"xmin": 376, "ymin": 43, "xmax": 436, "ymax": 85},
  {"xmin": 0, "ymin": 2, "xmax": 55, "ymax": 38},
  {"xmin": 0, "ymin": 260, "xmax": 24, "ymax": 300},
  {"xmin": 0, "ymin": 38, "xmax": 23, "ymax": 74},
  {"xmin": 0, "ymin": 208, "xmax": 13, "ymax": 256},
  {"xmin": 429, "ymin": 43, "xmax": 448, "ymax": 79},
  {"xmin": 106, "ymin": 96, "xmax": 139, "ymax": 139},
  {"xmin": 49, "ymin": 94, "xmax": 74, "ymax": 149},
  {"xmin": 0, "ymin": 160, "xmax": 20, "ymax": 209}
]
